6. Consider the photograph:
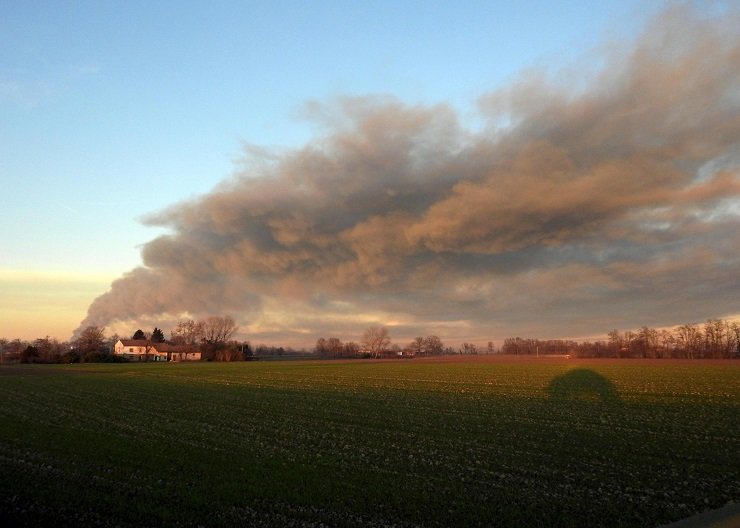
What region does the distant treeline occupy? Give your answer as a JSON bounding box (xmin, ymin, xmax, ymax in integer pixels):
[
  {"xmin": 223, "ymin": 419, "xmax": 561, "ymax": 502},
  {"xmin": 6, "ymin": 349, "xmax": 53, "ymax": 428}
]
[
  {"xmin": 0, "ymin": 334, "xmax": 310, "ymax": 364},
  {"xmin": 0, "ymin": 336, "xmax": 126, "ymax": 364},
  {"xmin": 502, "ymin": 318, "xmax": 740, "ymax": 359},
  {"xmin": 2, "ymin": 317, "xmax": 738, "ymax": 364},
  {"xmin": 314, "ymin": 334, "xmax": 488, "ymax": 358}
]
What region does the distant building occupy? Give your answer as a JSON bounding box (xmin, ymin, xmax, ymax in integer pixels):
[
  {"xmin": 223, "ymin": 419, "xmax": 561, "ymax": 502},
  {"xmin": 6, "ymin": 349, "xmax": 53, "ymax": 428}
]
[
  {"xmin": 113, "ymin": 339, "xmax": 201, "ymax": 362},
  {"xmin": 167, "ymin": 347, "xmax": 202, "ymax": 362}
]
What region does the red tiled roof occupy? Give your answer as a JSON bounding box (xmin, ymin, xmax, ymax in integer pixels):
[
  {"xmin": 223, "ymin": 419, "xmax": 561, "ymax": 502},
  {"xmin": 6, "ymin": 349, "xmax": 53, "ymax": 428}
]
[{"xmin": 119, "ymin": 339, "xmax": 149, "ymax": 347}]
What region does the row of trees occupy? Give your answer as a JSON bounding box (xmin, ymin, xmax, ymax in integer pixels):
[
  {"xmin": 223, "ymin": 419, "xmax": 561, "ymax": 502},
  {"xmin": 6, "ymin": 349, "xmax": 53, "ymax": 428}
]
[
  {"xmin": 3, "ymin": 325, "xmax": 477, "ymax": 364},
  {"xmin": 502, "ymin": 318, "xmax": 740, "ymax": 359},
  {"xmin": 0, "ymin": 328, "xmax": 123, "ymax": 364},
  {"xmin": 169, "ymin": 317, "xmax": 239, "ymax": 347},
  {"xmin": 316, "ymin": 327, "xmax": 418, "ymax": 358},
  {"xmin": 4, "ymin": 318, "xmax": 738, "ymax": 364},
  {"xmin": 314, "ymin": 328, "xmax": 494, "ymax": 358}
]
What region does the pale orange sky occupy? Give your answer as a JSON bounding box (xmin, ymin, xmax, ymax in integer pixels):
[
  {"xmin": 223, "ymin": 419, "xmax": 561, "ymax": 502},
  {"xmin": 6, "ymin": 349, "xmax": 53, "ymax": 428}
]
[{"xmin": 0, "ymin": 270, "xmax": 114, "ymax": 341}]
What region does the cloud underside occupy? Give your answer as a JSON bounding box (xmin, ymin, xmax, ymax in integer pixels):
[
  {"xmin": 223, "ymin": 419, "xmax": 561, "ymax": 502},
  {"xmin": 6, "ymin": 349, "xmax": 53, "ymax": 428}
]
[{"xmin": 77, "ymin": 5, "xmax": 740, "ymax": 344}]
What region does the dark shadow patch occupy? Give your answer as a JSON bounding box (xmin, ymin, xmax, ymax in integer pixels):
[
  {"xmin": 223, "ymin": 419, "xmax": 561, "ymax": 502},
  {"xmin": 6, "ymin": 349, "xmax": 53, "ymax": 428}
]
[{"xmin": 548, "ymin": 368, "xmax": 621, "ymax": 403}]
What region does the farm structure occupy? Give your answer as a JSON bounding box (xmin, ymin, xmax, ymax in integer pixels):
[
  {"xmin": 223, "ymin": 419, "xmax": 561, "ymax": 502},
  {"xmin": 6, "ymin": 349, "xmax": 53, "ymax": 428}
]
[{"xmin": 113, "ymin": 339, "xmax": 201, "ymax": 362}]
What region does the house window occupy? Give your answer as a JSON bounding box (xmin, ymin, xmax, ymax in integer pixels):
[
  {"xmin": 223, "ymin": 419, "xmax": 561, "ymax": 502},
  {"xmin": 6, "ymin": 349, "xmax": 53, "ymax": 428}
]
[{"xmin": 129, "ymin": 348, "xmax": 133, "ymax": 353}]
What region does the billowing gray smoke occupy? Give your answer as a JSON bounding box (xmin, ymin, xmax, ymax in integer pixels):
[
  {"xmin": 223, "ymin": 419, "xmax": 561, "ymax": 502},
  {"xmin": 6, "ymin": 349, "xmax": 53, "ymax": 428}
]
[{"xmin": 75, "ymin": 5, "xmax": 740, "ymax": 344}]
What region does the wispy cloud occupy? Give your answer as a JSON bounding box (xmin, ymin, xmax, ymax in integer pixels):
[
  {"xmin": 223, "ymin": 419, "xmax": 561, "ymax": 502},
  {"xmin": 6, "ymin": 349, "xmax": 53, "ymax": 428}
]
[
  {"xmin": 76, "ymin": 5, "xmax": 740, "ymax": 344},
  {"xmin": 0, "ymin": 78, "xmax": 51, "ymax": 107},
  {"xmin": 0, "ymin": 60, "xmax": 100, "ymax": 109}
]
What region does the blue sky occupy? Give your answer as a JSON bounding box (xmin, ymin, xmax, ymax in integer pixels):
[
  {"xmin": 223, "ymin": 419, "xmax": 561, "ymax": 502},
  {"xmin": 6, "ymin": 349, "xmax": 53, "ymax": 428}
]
[
  {"xmin": 7, "ymin": 1, "xmax": 737, "ymax": 344},
  {"xmin": 2, "ymin": 0, "xmax": 660, "ymax": 272}
]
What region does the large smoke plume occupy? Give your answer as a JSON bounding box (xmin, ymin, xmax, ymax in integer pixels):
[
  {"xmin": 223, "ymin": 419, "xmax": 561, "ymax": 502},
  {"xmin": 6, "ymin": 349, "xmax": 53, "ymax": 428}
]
[{"xmin": 75, "ymin": 6, "xmax": 740, "ymax": 344}]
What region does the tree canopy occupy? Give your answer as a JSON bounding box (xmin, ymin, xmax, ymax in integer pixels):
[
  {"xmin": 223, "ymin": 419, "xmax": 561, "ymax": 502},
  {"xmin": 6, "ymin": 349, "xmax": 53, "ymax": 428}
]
[
  {"xmin": 76, "ymin": 326, "xmax": 106, "ymax": 354},
  {"xmin": 151, "ymin": 327, "xmax": 165, "ymax": 343},
  {"xmin": 361, "ymin": 327, "xmax": 391, "ymax": 359},
  {"xmin": 200, "ymin": 316, "xmax": 238, "ymax": 345}
]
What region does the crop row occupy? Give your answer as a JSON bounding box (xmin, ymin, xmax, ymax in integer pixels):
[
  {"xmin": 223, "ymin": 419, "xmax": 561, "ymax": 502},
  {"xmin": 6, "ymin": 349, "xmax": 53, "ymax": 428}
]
[{"xmin": 0, "ymin": 360, "xmax": 738, "ymax": 527}]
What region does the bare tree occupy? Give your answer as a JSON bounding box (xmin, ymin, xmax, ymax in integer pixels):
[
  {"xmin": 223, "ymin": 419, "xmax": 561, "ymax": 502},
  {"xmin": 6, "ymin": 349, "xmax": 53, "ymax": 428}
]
[
  {"xmin": 214, "ymin": 342, "xmax": 243, "ymax": 362},
  {"xmin": 315, "ymin": 337, "xmax": 346, "ymax": 357},
  {"xmin": 637, "ymin": 326, "xmax": 659, "ymax": 358},
  {"xmin": 171, "ymin": 319, "xmax": 204, "ymax": 346},
  {"xmin": 731, "ymin": 322, "xmax": 740, "ymax": 359},
  {"xmin": 343, "ymin": 341, "xmax": 360, "ymax": 357},
  {"xmin": 623, "ymin": 331, "xmax": 636, "ymax": 358},
  {"xmin": 607, "ymin": 330, "xmax": 621, "ymax": 357},
  {"xmin": 1, "ymin": 339, "xmax": 26, "ymax": 363},
  {"xmin": 326, "ymin": 337, "xmax": 343, "ymax": 358},
  {"xmin": 198, "ymin": 315, "xmax": 238, "ymax": 360},
  {"xmin": 200, "ymin": 316, "xmax": 238, "ymax": 345},
  {"xmin": 675, "ymin": 323, "xmax": 702, "ymax": 359},
  {"xmin": 76, "ymin": 326, "xmax": 106, "ymax": 357},
  {"xmin": 658, "ymin": 329, "xmax": 674, "ymax": 358},
  {"xmin": 31, "ymin": 336, "xmax": 67, "ymax": 363},
  {"xmin": 706, "ymin": 318, "xmax": 733, "ymax": 359},
  {"xmin": 408, "ymin": 337, "xmax": 425, "ymax": 356},
  {"xmin": 703, "ymin": 319, "xmax": 729, "ymax": 359},
  {"xmin": 361, "ymin": 327, "xmax": 391, "ymax": 359},
  {"xmin": 423, "ymin": 335, "xmax": 444, "ymax": 356}
]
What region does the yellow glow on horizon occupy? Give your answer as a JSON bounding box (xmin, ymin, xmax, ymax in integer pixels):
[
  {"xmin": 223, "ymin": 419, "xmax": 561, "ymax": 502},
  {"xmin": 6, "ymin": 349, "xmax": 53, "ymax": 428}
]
[
  {"xmin": 244, "ymin": 298, "xmax": 408, "ymax": 335},
  {"xmin": 0, "ymin": 268, "xmax": 119, "ymax": 283},
  {"xmin": 0, "ymin": 268, "xmax": 115, "ymax": 341}
]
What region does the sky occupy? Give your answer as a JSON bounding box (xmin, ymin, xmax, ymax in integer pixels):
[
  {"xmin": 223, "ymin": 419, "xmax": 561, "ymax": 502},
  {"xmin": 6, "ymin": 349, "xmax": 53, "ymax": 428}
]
[{"xmin": 1, "ymin": 1, "xmax": 738, "ymax": 347}]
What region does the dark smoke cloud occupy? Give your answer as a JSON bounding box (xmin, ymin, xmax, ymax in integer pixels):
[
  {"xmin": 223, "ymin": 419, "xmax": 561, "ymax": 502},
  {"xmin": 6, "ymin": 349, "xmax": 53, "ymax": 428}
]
[{"xmin": 75, "ymin": 5, "xmax": 740, "ymax": 344}]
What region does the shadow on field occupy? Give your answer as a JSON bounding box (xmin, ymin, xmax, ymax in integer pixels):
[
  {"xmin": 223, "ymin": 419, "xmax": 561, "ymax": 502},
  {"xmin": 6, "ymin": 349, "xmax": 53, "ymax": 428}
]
[{"xmin": 548, "ymin": 369, "xmax": 621, "ymax": 403}]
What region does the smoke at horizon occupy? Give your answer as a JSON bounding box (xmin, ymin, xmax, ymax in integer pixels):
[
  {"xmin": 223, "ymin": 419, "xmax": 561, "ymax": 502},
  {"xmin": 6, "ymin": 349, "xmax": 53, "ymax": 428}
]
[{"xmin": 75, "ymin": 5, "xmax": 740, "ymax": 345}]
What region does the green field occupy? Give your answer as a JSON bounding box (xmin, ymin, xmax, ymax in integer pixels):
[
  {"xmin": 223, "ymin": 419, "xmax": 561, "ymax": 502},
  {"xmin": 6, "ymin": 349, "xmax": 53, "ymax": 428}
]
[{"xmin": 1, "ymin": 358, "xmax": 738, "ymax": 527}]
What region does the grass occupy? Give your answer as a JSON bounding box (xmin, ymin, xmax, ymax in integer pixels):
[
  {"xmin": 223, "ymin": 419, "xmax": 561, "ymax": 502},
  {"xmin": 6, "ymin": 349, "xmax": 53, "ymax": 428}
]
[{"xmin": 0, "ymin": 358, "xmax": 738, "ymax": 527}]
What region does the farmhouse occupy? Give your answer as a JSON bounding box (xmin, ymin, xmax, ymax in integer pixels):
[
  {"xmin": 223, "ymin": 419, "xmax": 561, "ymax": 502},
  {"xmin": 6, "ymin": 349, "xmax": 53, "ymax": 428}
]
[{"xmin": 113, "ymin": 339, "xmax": 201, "ymax": 362}]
